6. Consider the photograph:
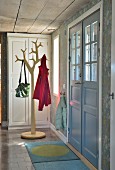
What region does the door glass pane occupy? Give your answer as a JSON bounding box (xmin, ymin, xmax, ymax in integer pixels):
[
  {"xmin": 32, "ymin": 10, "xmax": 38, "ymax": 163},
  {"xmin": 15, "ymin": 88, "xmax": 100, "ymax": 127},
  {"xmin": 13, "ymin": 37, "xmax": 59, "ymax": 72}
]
[
  {"xmin": 72, "ymin": 33, "xmax": 75, "ymax": 48},
  {"xmin": 85, "ymin": 25, "xmax": 90, "ymax": 43},
  {"xmin": 76, "ymin": 31, "xmax": 80, "ymax": 47},
  {"xmin": 91, "ymin": 21, "xmax": 97, "ymax": 41},
  {"xmin": 91, "ymin": 42, "xmax": 97, "ymax": 61},
  {"xmin": 85, "ymin": 45, "xmax": 90, "ymax": 62},
  {"xmin": 71, "ymin": 66, "xmax": 76, "ymax": 80},
  {"xmin": 76, "ymin": 66, "xmax": 81, "ymax": 81},
  {"xmin": 76, "ymin": 48, "xmax": 80, "ymax": 64},
  {"xmin": 71, "ymin": 49, "xmax": 75, "ymax": 64},
  {"xmin": 91, "ymin": 63, "xmax": 97, "ymax": 81},
  {"xmin": 84, "ymin": 64, "xmax": 90, "ymax": 81}
]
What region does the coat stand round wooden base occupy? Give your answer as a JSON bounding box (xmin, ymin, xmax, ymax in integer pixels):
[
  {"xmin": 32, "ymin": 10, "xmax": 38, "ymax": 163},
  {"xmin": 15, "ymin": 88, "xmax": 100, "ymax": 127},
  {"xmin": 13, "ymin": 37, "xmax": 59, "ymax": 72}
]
[{"xmin": 21, "ymin": 131, "xmax": 46, "ymax": 139}]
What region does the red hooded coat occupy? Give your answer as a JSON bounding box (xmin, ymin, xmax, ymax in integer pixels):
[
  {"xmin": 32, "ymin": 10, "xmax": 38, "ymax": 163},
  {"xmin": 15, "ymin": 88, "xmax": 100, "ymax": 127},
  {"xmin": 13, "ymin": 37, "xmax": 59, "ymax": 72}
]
[{"xmin": 33, "ymin": 54, "xmax": 51, "ymax": 111}]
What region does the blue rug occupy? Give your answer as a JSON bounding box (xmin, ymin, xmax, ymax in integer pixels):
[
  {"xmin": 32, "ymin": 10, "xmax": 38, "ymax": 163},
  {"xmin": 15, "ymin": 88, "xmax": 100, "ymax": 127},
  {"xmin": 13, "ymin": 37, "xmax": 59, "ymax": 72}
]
[
  {"xmin": 33, "ymin": 160, "xmax": 90, "ymax": 170},
  {"xmin": 25, "ymin": 141, "xmax": 79, "ymax": 163}
]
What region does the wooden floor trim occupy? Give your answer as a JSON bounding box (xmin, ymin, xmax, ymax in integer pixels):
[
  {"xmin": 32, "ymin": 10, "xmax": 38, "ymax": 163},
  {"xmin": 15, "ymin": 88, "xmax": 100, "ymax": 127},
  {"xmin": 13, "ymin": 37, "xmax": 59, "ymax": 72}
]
[{"xmin": 67, "ymin": 143, "xmax": 97, "ymax": 170}]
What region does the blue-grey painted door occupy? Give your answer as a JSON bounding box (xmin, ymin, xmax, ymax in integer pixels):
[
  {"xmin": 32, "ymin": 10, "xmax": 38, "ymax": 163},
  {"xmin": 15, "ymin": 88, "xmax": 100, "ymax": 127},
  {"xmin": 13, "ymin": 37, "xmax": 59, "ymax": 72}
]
[
  {"xmin": 82, "ymin": 11, "xmax": 100, "ymax": 168},
  {"xmin": 68, "ymin": 11, "xmax": 100, "ymax": 168},
  {"xmin": 68, "ymin": 23, "xmax": 82, "ymax": 153}
]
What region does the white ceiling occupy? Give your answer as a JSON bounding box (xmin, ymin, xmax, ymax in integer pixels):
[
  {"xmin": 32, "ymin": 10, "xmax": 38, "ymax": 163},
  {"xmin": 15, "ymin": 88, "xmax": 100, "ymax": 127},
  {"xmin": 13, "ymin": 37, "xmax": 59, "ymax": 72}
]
[{"xmin": 0, "ymin": 0, "xmax": 90, "ymax": 34}]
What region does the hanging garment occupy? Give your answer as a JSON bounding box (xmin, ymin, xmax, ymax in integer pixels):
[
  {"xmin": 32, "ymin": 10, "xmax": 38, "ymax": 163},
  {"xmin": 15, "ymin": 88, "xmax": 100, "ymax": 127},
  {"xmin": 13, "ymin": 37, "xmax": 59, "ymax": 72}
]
[
  {"xmin": 56, "ymin": 95, "xmax": 67, "ymax": 130},
  {"xmin": 33, "ymin": 54, "xmax": 51, "ymax": 111}
]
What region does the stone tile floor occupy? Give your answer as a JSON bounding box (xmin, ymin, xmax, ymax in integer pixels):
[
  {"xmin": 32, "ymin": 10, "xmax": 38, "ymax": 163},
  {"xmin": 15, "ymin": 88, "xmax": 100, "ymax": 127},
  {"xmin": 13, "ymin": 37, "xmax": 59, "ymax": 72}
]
[{"xmin": 0, "ymin": 127, "xmax": 60, "ymax": 170}]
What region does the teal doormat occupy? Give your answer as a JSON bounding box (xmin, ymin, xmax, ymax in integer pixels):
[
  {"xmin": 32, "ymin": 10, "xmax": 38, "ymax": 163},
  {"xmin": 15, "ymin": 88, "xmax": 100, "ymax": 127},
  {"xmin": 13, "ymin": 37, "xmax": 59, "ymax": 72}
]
[
  {"xmin": 33, "ymin": 160, "xmax": 90, "ymax": 170},
  {"xmin": 25, "ymin": 141, "xmax": 79, "ymax": 163}
]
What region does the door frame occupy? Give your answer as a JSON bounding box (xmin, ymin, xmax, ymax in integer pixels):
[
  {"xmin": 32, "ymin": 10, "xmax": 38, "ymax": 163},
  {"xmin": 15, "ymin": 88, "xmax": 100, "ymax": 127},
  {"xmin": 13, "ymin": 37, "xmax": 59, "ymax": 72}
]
[
  {"xmin": 67, "ymin": 1, "xmax": 103, "ymax": 169},
  {"xmin": 110, "ymin": 0, "xmax": 115, "ymax": 169}
]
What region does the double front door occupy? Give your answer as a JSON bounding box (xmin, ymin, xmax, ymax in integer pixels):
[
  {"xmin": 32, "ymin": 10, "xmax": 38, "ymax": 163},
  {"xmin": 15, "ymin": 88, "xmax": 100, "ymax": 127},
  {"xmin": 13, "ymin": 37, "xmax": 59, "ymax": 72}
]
[{"xmin": 68, "ymin": 11, "xmax": 100, "ymax": 168}]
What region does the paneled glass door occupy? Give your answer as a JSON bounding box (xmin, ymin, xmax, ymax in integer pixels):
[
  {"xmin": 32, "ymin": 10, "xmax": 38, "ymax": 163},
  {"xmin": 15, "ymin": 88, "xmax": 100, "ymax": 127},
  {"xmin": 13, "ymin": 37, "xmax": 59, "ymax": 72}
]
[
  {"xmin": 69, "ymin": 23, "xmax": 82, "ymax": 152},
  {"xmin": 68, "ymin": 11, "xmax": 100, "ymax": 168}
]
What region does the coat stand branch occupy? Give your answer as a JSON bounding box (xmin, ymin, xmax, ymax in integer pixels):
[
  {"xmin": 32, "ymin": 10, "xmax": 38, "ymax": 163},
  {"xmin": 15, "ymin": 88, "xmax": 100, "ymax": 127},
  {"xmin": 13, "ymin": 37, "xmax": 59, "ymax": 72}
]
[{"xmin": 15, "ymin": 40, "xmax": 46, "ymax": 139}]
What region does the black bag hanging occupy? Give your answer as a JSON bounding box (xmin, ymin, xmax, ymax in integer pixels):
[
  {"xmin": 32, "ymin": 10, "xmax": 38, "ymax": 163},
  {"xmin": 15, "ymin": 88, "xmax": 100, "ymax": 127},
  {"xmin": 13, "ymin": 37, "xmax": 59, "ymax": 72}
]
[{"xmin": 15, "ymin": 60, "xmax": 30, "ymax": 98}]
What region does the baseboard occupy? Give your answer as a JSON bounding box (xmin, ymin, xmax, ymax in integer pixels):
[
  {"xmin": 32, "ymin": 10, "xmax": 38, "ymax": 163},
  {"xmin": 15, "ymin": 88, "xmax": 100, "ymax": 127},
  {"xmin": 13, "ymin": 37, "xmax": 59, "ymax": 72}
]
[
  {"xmin": 1, "ymin": 121, "xmax": 8, "ymax": 129},
  {"xmin": 8, "ymin": 122, "xmax": 50, "ymax": 130},
  {"xmin": 67, "ymin": 143, "xmax": 98, "ymax": 170},
  {"xmin": 50, "ymin": 123, "xmax": 67, "ymax": 143}
]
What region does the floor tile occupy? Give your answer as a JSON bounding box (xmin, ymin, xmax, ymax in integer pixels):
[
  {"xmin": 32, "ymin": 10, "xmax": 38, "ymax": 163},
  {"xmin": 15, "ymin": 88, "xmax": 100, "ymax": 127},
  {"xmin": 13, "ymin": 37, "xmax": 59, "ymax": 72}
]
[{"xmin": 0, "ymin": 127, "xmax": 60, "ymax": 170}]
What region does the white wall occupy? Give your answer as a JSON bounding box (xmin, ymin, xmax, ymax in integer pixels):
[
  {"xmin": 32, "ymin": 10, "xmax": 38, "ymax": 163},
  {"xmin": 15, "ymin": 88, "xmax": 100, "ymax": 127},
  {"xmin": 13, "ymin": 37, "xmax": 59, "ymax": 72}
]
[
  {"xmin": 7, "ymin": 33, "xmax": 51, "ymax": 129},
  {"xmin": 0, "ymin": 44, "xmax": 1, "ymax": 123},
  {"xmin": 0, "ymin": 44, "xmax": 1, "ymax": 79}
]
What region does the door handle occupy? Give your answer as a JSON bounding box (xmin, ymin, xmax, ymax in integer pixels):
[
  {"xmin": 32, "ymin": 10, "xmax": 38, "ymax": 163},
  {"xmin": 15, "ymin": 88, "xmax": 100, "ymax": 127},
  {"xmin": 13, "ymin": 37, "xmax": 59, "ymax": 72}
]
[
  {"xmin": 75, "ymin": 82, "xmax": 81, "ymax": 84},
  {"xmin": 79, "ymin": 73, "xmax": 82, "ymax": 77},
  {"xmin": 109, "ymin": 92, "xmax": 114, "ymax": 99}
]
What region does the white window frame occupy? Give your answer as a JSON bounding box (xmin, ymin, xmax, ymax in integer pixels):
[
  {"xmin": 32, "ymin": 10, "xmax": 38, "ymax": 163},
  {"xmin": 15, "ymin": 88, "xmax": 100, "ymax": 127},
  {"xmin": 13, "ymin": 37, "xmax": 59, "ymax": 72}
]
[
  {"xmin": 0, "ymin": 44, "xmax": 1, "ymax": 79},
  {"xmin": 53, "ymin": 35, "xmax": 59, "ymax": 96}
]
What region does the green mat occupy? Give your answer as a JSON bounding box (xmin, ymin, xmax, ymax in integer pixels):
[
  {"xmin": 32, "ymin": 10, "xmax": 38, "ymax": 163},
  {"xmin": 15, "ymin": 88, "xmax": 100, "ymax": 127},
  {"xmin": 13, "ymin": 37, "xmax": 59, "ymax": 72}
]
[
  {"xmin": 33, "ymin": 160, "xmax": 90, "ymax": 170},
  {"xmin": 25, "ymin": 141, "xmax": 79, "ymax": 163}
]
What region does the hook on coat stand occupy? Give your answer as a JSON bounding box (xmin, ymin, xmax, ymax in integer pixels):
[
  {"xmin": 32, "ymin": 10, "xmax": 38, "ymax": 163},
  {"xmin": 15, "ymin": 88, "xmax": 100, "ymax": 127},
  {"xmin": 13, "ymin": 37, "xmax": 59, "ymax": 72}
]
[{"xmin": 60, "ymin": 92, "xmax": 65, "ymax": 95}]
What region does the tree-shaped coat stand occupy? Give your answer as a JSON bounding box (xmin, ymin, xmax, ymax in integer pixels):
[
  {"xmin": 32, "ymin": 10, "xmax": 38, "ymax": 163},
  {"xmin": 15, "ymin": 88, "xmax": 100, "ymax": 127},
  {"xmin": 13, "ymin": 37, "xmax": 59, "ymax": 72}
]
[{"xmin": 15, "ymin": 40, "xmax": 46, "ymax": 139}]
